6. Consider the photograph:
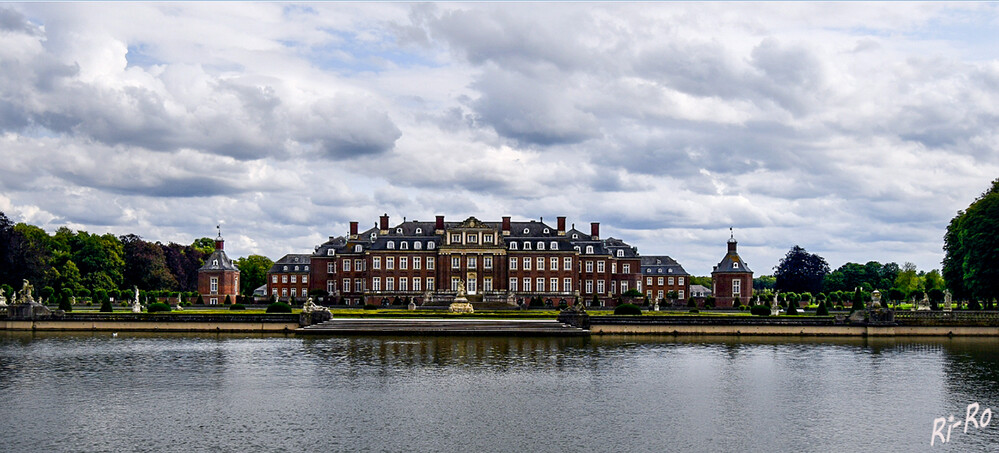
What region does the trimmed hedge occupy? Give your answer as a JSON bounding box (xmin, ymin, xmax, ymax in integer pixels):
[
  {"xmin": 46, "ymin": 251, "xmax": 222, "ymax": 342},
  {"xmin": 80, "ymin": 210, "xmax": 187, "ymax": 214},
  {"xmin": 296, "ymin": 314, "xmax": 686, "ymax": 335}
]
[
  {"xmin": 99, "ymin": 298, "xmax": 113, "ymax": 313},
  {"xmin": 362, "ymin": 304, "xmax": 380, "ymax": 311},
  {"xmin": 613, "ymin": 303, "xmax": 643, "ymax": 315},
  {"xmin": 266, "ymin": 302, "xmax": 293, "ymax": 313},
  {"xmin": 148, "ymin": 302, "xmax": 172, "ymax": 313},
  {"xmin": 229, "ymin": 304, "xmax": 246, "ymax": 310},
  {"xmin": 750, "ymin": 305, "xmax": 771, "ymax": 316}
]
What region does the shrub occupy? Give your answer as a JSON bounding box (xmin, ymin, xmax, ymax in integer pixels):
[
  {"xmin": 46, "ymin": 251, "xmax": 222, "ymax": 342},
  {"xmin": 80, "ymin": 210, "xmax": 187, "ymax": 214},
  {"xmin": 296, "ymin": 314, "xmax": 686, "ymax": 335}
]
[
  {"xmin": 969, "ymin": 299, "xmax": 983, "ymax": 311},
  {"xmin": 229, "ymin": 303, "xmax": 246, "ymax": 310},
  {"xmin": 77, "ymin": 288, "xmax": 91, "ymax": 298},
  {"xmin": 58, "ymin": 296, "xmax": 73, "ymax": 312},
  {"xmin": 40, "ymin": 286, "xmax": 55, "ymax": 302},
  {"xmin": 835, "ymin": 304, "xmax": 845, "ymax": 310},
  {"xmin": 99, "ymin": 298, "xmax": 113, "ymax": 313},
  {"xmin": 850, "ymin": 287, "xmax": 865, "ymax": 312},
  {"xmin": 266, "ymin": 302, "xmax": 293, "ymax": 313},
  {"xmin": 224, "ymin": 294, "xmax": 232, "ymax": 305},
  {"xmin": 148, "ymin": 302, "xmax": 171, "ymax": 313},
  {"xmin": 704, "ymin": 296, "xmax": 715, "ymax": 309},
  {"xmin": 196, "ymin": 294, "xmax": 205, "ymax": 305},
  {"xmin": 613, "ymin": 303, "xmax": 643, "ymax": 315},
  {"xmin": 558, "ymin": 299, "xmax": 568, "ymax": 310},
  {"xmin": 687, "ymin": 298, "xmax": 697, "ymax": 308},
  {"xmin": 688, "ymin": 309, "xmax": 699, "ymax": 313},
  {"xmin": 623, "ymin": 289, "xmax": 644, "ymax": 298},
  {"xmin": 750, "ymin": 305, "xmax": 770, "ymax": 316},
  {"xmin": 392, "ymin": 296, "xmax": 403, "ymax": 305},
  {"xmin": 529, "ymin": 297, "xmax": 544, "ymax": 308},
  {"xmin": 786, "ymin": 301, "xmax": 799, "ymax": 315},
  {"xmin": 816, "ymin": 300, "xmax": 829, "ymax": 316}
]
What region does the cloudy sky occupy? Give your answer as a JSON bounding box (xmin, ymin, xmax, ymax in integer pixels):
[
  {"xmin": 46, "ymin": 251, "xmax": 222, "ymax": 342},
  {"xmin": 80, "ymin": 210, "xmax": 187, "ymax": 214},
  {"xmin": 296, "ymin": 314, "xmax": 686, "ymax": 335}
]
[{"xmin": 1, "ymin": 2, "xmax": 997, "ymax": 276}]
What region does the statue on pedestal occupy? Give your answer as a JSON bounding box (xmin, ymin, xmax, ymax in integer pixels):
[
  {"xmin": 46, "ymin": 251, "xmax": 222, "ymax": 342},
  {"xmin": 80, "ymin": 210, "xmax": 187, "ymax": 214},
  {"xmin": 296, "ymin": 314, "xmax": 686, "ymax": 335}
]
[
  {"xmin": 132, "ymin": 286, "xmax": 142, "ymax": 313},
  {"xmin": 0, "ymin": 291, "xmax": 7, "ymax": 307},
  {"xmin": 770, "ymin": 292, "xmax": 780, "ymax": 316},
  {"xmin": 916, "ymin": 293, "xmax": 931, "ymax": 311},
  {"xmin": 871, "ymin": 290, "xmax": 882, "ymax": 309},
  {"xmin": 449, "ymin": 280, "xmax": 474, "ymax": 313},
  {"xmin": 944, "ymin": 290, "xmax": 953, "ymax": 311},
  {"xmin": 17, "ymin": 279, "xmax": 35, "ymax": 305}
]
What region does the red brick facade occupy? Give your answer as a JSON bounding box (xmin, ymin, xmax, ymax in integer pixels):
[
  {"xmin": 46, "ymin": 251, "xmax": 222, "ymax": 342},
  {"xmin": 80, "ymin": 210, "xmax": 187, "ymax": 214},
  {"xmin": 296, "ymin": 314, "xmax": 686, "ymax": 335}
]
[
  {"xmin": 197, "ymin": 237, "xmax": 240, "ymax": 304},
  {"xmin": 711, "ymin": 234, "xmax": 753, "ymax": 307}
]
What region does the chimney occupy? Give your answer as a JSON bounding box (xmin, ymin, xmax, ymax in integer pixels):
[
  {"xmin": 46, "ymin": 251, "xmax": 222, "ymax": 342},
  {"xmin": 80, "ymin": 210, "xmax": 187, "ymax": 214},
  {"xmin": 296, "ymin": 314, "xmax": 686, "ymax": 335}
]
[
  {"xmin": 349, "ymin": 221, "xmax": 358, "ymax": 239},
  {"xmin": 435, "ymin": 215, "xmax": 445, "ymax": 234},
  {"xmin": 379, "ymin": 214, "xmax": 389, "ymax": 234},
  {"xmin": 502, "ymin": 216, "xmax": 511, "ymax": 236},
  {"xmin": 591, "ymin": 222, "xmax": 600, "ymax": 240},
  {"xmin": 557, "ymin": 217, "xmax": 566, "ymax": 236}
]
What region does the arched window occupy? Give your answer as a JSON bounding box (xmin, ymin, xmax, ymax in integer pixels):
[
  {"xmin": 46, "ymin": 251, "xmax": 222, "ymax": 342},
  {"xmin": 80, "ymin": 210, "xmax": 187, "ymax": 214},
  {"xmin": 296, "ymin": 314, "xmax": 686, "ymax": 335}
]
[
  {"xmin": 550, "ymin": 241, "xmax": 558, "ymax": 250},
  {"xmin": 524, "ymin": 242, "xmax": 532, "ymax": 250},
  {"xmin": 396, "ymin": 228, "xmax": 402, "ymax": 234},
  {"xmin": 523, "ymin": 228, "xmax": 530, "ymax": 234},
  {"xmin": 572, "ymin": 233, "xmax": 578, "ymax": 239},
  {"xmin": 543, "ymin": 228, "xmax": 550, "ymax": 234},
  {"xmin": 387, "ymin": 241, "xmax": 395, "ymax": 249},
  {"xmin": 616, "ymin": 250, "xmax": 624, "ymax": 257},
  {"xmin": 415, "ymin": 228, "xmax": 423, "ymax": 234},
  {"xmin": 585, "ymin": 246, "xmax": 593, "ymax": 254},
  {"xmin": 428, "ymin": 242, "xmax": 436, "ymax": 249},
  {"xmin": 414, "ymin": 242, "xmax": 422, "ymax": 250},
  {"xmin": 574, "ymin": 246, "xmax": 581, "ymax": 252},
  {"xmin": 537, "ymin": 242, "xmax": 545, "ymax": 250},
  {"xmin": 354, "ymin": 245, "xmax": 362, "ymax": 252},
  {"xmin": 370, "ymin": 233, "xmax": 377, "ymax": 240},
  {"xmin": 510, "ymin": 242, "xmax": 518, "ymax": 250},
  {"xmin": 401, "ymin": 242, "xmax": 409, "ymax": 250}
]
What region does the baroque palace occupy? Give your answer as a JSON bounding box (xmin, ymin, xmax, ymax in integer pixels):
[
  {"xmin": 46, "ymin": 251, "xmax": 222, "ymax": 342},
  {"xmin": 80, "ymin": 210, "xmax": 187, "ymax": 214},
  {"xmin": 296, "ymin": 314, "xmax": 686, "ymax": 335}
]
[{"xmin": 291, "ymin": 214, "xmax": 684, "ymax": 307}]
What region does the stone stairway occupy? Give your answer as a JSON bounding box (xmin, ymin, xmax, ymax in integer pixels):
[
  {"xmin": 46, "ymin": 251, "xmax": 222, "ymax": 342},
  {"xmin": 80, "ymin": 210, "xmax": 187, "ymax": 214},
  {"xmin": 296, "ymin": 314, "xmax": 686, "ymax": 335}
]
[{"xmin": 298, "ymin": 317, "xmax": 588, "ymax": 336}]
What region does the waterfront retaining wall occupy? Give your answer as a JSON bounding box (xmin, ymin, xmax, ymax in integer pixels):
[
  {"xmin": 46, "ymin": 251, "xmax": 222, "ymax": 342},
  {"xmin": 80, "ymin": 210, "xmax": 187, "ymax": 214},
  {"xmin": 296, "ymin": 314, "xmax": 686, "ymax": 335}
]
[{"xmin": 0, "ymin": 313, "xmax": 301, "ymax": 332}]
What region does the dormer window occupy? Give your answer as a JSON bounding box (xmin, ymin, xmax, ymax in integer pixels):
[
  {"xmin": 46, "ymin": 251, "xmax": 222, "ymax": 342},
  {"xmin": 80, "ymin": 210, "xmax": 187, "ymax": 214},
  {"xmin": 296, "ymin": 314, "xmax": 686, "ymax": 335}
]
[
  {"xmin": 523, "ymin": 228, "xmax": 530, "ymax": 234},
  {"xmin": 510, "ymin": 242, "xmax": 518, "ymax": 250},
  {"xmin": 543, "ymin": 228, "xmax": 550, "ymax": 234},
  {"xmin": 415, "ymin": 242, "xmax": 422, "ymax": 250},
  {"xmin": 733, "ymin": 262, "xmax": 739, "ymax": 269},
  {"xmin": 658, "ymin": 269, "xmax": 662, "ymax": 273},
  {"xmin": 283, "ymin": 265, "xmax": 288, "ymax": 271},
  {"xmin": 416, "ymin": 228, "xmax": 423, "ymax": 234},
  {"xmin": 401, "ymin": 242, "xmax": 409, "ymax": 250},
  {"xmin": 214, "ymin": 260, "xmax": 219, "ymax": 266},
  {"xmin": 428, "ymin": 242, "xmax": 436, "ymax": 249},
  {"xmin": 294, "ymin": 265, "xmax": 300, "ymax": 271},
  {"xmin": 305, "ymin": 266, "xmax": 309, "ymax": 271},
  {"xmin": 537, "ymin": 242, "xmax": 545, "ymax": 250},
  {"xmin": 327, "ymin": 249, "xmax": 334, "ymax": 256},
  {"xmin": 668, "ymin": 269, "xmax": 673, "ymax": 273},
  {"xmin": 370, "ymin": 233, "xmax": 377, "ymax": 240},
  {"xmin": 585, "ymin": 246, "xmax": 593, "ymax": 254},
  {"xmin": 572, "ymin": 234, "xmax": 578, "ymax": 239},
  {"xmin": 524, "ymin": 242, "xmax": 532, "ymax": 250},
  {"xmin": 451, "ymin": 234, "xmax": 461, "ymax": 243},
  {"xmin": 550, "ymin": 241, "xmax": 557, "ymax": 250},
  {"xmin": 484, "ymin": 234, "xmax": 493, "ymax": 243},
  {"xmin": 396, "ymin": 228, "xmax": 403, "ymax": 234},
  {"xmin": 616, "ymin": 250, "xmax": 624, "ymax": 257},
  {"xmin": 387, "ymin": 241, "xmax": 395, "ymax": 249},
  {"xmin": 354, "ymin": 245, "xmax": 362, "ymax": 252},
  {"xmin": 468, "ymin": 235, "xmax": 477, "ymax": 243},
  {"xmin": 574, "ymin": 246, "xmax": 581, "ymax": 252}
]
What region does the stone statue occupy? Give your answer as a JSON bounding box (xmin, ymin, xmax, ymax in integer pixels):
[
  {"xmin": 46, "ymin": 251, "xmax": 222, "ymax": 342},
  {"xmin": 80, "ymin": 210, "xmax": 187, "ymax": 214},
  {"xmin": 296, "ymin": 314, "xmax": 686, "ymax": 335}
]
[
  {"xmin": 18, "ymin": 279, "xmax": 34, "ymax": 304},
  {"xmin": 456, "ymin": 280, "xmax": 467, "ymax": 298},
  {"xmin": 871, "ymin": 290, "xmax": 882, "ymax": 309},
  {"xmin": 0, "ymin": 291, "xmax": 7, "ymax": 307},
  {"xmin": 944, "ymin": 290, "xmax": 953, "ymax": 311},
  {"xmin": 70, "ymin": 296, "xmax": 77, "ymax": 306},
  {"xmin": 422, "ymin": 291, "xmax": 433, "ymax": 306},
  {"xmin": 132, "ymin": 286, "xmax": 142, "ymax": 313},
  {"xmin": 770, "ymin": 292, "xmax": 780, "ymax": 316},
  {"xmin": 449, "ymin": 280, "xmax": 473, "ymax": 313},
  {"xmin": 916, "ymin": 293, "xmax": 931, "ymax": 311}
]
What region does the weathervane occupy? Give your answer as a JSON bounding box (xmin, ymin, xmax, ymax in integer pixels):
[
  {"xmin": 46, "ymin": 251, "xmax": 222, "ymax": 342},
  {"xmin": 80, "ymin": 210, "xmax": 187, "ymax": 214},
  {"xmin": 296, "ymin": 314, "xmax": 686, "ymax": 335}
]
[
  {"xmin": 217, "ymin": 224, "xmax": 222, "ymax": 239},
  {"xmin": 730, "ymin": 227, "xmax": 734, "ymax": 239}
]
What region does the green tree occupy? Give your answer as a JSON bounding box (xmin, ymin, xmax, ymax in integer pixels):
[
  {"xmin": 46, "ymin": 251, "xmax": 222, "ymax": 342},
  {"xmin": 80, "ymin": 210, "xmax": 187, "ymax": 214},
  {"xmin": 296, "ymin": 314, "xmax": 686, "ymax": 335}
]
[
  {"xmin": 191, "ymin": 237, "xmax": 216, "ymax": 256},
  {"xmin": 850, "ymin": 287, "xmax": 865, "ymax": 312},
  {"xmin": 944, "ymin": 179, "xmax": 999, "ymax": 302},
  {"xmin": 224, "ymin": 294, "xmax": 232, "ymax": 305},
  {"xmin": 71, "ymin": 232, "xmax": 125, "ymax": 293},
  {"xmin": 774, "ymin": 246, "xmax": 830, "ymax": 294},
  {"xmin": 120, "ymin": 234, "xmax": 178, "ymax": 291},
  {"xmin": 753, "ymin": 275, "xmax": 776, "ymax": 291},
  {"xmin": 235, "ymin": 255, "xmax": 273, "ymax": 296}
]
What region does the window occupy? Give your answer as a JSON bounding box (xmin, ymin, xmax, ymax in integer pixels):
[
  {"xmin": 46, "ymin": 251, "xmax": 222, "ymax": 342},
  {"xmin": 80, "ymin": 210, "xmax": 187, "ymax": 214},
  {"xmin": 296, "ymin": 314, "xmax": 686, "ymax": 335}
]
[
  {"xmin": 451, "ymin": 256, "xmax": 460, "ymax": 269},
  {"xmin": 401, "ymin": 242, "xmax": 408, "ymax": 250},
  {"xmin": 354, "ymin": 278, "xmax": 363, "ymax": 292},
  {"xmin": 537, "ymin": 257, "xmax": 544, "ymax": 271},
  {"xmin": 400, "ymin": 257, "xmax": 408, "ymax": 270},
  {"xmin": 294, "ymin": 265, "xmax": 300, "ymax": 271},
  {"xmin": 649, "ymin": 277, "xmax": 655, "ymax": 285},
  {"xmin": 537, "ymin": 242, "xmax": 545, "ymax": 250},
  {"xmin": 537, "ymin": 277, "xmax": 545, "ymax": 292},
  {"xmin": 428, "ymin": 242, "xmax": 435, "ymax": 250},
  {"xmin": 343, "ymin": 259, "xmax": 351, "ymax": 271},
  {"xmin": 415, "ymin": 242, "xmax": 422, "ymax": 250},
  {"xmin": 354, "ymin": 245, "xmax": 362, "ymax": 253},
  {"xmin": 550, "ymin": 278, "xmax": 558, "ymax": 293},
  {"xmin": 281, "ymin": 289, "xmax": 287, "ymax": 297},
  {"xmin": 543, "ymin": 228, "xmax": 550, "ymax": 234},
  {"xmin": 355, "ymin": 259, "xmax": 363, "ymax": 271},
  {"xmin": 484, "ymin": 234, "xmax": 493, "ymax": 243},
  {"xmin": 658, "ymin": 290, "xmax": 664, "ymax": 300},
  {"xmin": 621, "ymin": 281, "xmax": 629, "ymax": 292},
  {"xmin": 572, "ymin": 233, "xmax": 578, "ymax": 239},
  {"xmin": 484, "ymin": 277, "xmax": 493, "ymax": 292},
  {"xmin": 414, "ymin": 258, "xmax": 421, "ymax": 270},
  {"xmin": 510, "ymin": 257, "xmax": 518, "ymax": 270},
  {"xmin": 597, "ymin": 280, "xmax": 605, "ymax": 294},
  {"xmin": 467, "ymin": 234, "xmax": 477, "ymax": 243},
  {"xmin": 669, "ymin": 277, "xmax": 674, "ymax": 285},
  {"xmin": 484, "ymin": 256, "xmax": 493, "ymax": 269},
  {"xmin": 574, "ymin": 246, "xmax": 581, "ymax": 252},
  {"xmin": 679, "ymin": 277, "xmax": 684, "ymax": 285},
  {"xmin": 585, "ymin": 246, "xmax": 593, "ymax": 254},
  {"xmin": 679, "ymin": 290, "xmax": 684, "ymax": 299},
  {"xmin": 523, "ymin": 228, "xmax": 530, "ymax": 234},
  {"xmin": 400, "ymin": 278, "xmax": 408, "ymax": 291},
  {"xmin": 210, "ymin": 277, "xmax": 218, "ymax": 294},
  {"xmin": 510, "ymin": 242, "xmax": 517, "ymax": 250},
  {"xmin": 343, "ymin": 279, "xmax": 350, "ymax": 292},
  {"xmin": 585, "ymin": 261, "xmax": 593, "ymax": 272},
  {"xmin": 283, "ymin": 265, "xmax": 287, "ymax": 271},
  {"xmin": 466, "ymin": 278, "xmax": 476, "ymax": 293},
  {"xmin": 282, "ymin": 275, "xmax": 288, "ymax": 284},
  {"xmin": 733, "ymin": 279, "xmax": 741, "ymax": 296},
  {"xmin": 611, "ymin": 281, "xmax": 617, "ymax": 294},
  {"xmin": 734, "ymin": 262, "xmax": 740, "ymax": 269},
  {"xmin": 386, "ymin": 277, "xmax": 395, "ymax": 291},
  {"xmin": 523, "ymin": 278, "xmax": 531, "ymax": 292},
  {"xmin": 426, "ymin": 277, "xmax": 435, "ymax": 290},
  {"xmin": 550, "ymin": 241, "xmax": 558, "ymax": 250},
  {"xmin": 509, "ymin": 278, "xmax": 518, "ymax": 292},
  {"xmin": 372, "ymin": 278, "xmax": 381, "ymax": 291},
  {"xmin": 328, "ymin": 262, "xmax": 335, "ymax": 273},
  {"xmin": 272, "ymin": 275, "xmax": 277, "ymax": 283},
  {"xmin": 524, "ymin": 242, "xmax": 532, "ymax": 250},
  {"xmin": 585, "ymin": 280, "xmax": 593, "ymax": 294},
  {"xmin": 396, "ymin": 228, "xmax": 402, "ymax": 234},
  {"xmin": 612, "ymin": 263, "xmax": 617, "ymax": 274},
  {"xmin": 623, "ymin": 264, "xmax": 630, "ymax": 273},
  {"xmin": 387, "ymin": 257, "xmax": 395, "ymax": 270},
  {"xmin": 327, "ymin": 280, "xmax": 335, "ymax": 294},
  {"xmin": 290, "ymin": 275, "xmax": 297, "ymax": 284},
  {"xmin": 373, "ymin": 257, "xmax": 381, "ymax": 270},
  {"xmin": 551, "ymin": 257, "xmax": 558, "ymax": 271},
  {"xmin": 370, "ymin": 233, "xmax": 377, "ymax": 240},
  {"xmin": 563, "ymin": 278, "xmax": 572, "ymax": 292},
  {"xmin": 564, "ymin": 257, "xmax": 572, "ymax": 271},
  {"xmin": 468, "ymin": 256, "xmax": 477, "ymax": 269},
  {"xmin": 451, "ymin": 277, "xmax": 460, "ymax": 291},
  {"xmin": 413, "ymin": 277, "xmax": 421, "ymax": 292},
  {"xmin": 290, "ymin": 288, "xmax": 297, "ymax": 298},
  {"xmin": 668, "ymin": 268, "xmax": 672, "ymax": 273},
  {"xmin": 524, "ymin": 258, "xmax": 532, "ymax": 270},
  {"xmin": 416, "ymin": 228, "xmax": 423, "ymax": 234},
  {"xmin": 427, "ymin": 257, "xmax": 435, "ymax": 269},
  {"xmin": 451, "ymin": 234, "xmax": 461, "ymax": 243},
  {"xmin": 387, "ymin": 241, "xmax": 395, "ymax": 249},
  {"xmin": 327, "ymin": 249, "xmax": 335, "ymax": 256},
  {"xmin": 597, "ymin": 261, "xmax": 605, "ymax": 273}
]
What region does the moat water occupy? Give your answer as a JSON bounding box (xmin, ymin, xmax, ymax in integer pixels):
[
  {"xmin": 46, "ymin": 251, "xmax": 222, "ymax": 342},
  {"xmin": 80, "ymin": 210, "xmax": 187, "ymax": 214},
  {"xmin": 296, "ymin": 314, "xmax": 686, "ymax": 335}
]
[{"xmin": 1, "ymin": 332, "xmax": 998, "ymax": 452}]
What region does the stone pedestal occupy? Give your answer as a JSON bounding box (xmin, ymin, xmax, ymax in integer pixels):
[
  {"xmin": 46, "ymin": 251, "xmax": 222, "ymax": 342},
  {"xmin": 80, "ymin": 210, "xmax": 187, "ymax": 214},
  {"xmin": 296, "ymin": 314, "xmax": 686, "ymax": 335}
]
[{"xmin": 449, "ymin": 296, "xmax": 474, "ymax": 313}]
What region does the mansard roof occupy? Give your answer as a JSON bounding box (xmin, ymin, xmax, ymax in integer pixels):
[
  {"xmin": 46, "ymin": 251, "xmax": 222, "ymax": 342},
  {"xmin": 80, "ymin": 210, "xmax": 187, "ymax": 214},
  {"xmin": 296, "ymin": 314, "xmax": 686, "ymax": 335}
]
[
  {"xmin": 641, "ymin": 255, "xmax": 689, "ymax": 275},
  {"xmin": 268, "ymin": 254, "xmax": 312, "ymax": 273}
]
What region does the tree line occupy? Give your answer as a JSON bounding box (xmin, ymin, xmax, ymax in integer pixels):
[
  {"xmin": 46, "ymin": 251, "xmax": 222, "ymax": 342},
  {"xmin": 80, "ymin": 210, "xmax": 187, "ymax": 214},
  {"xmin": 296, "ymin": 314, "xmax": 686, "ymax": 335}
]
[{"xmin": 0, "ymin": 211, "xmax": 273, "ymax": 301}]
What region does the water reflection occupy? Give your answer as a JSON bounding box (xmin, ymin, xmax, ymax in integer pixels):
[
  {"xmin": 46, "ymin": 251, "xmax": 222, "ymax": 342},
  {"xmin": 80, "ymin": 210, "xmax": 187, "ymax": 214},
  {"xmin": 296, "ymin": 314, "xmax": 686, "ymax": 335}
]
[{"xmin": 2, "ymin": 332, "xmax": 999, "ymax": 451}]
